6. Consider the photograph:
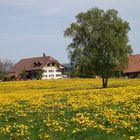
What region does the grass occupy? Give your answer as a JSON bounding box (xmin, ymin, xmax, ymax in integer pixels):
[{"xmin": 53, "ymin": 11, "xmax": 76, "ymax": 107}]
[{"xmin": 0, "ymin": 78, "xmax": 140, "ymax": 140}]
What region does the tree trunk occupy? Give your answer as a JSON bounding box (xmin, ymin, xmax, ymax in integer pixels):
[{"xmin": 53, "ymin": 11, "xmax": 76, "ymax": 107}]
[{"xmin": 102, "ymin": 77, "xmax": 108, "ymax": 88}]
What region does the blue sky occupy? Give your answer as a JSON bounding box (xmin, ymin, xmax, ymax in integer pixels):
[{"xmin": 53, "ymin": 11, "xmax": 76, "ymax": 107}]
[{"xmin": 0, "ymin": 0, "xmax": 139, "ymax": 63}]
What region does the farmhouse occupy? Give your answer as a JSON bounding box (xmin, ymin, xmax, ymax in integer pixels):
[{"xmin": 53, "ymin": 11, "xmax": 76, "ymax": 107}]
[
  {"xmin": 124, "ymin": 54, "xmax": 140, "ymax": 78},
  {"xmin": 10, "ymin": 54, "xmax": 64, "ymax": 80}
]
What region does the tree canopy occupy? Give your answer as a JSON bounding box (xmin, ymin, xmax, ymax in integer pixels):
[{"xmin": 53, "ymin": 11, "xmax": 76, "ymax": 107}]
[
  {"xmin": 64, "ymin": 8, "xmax": 132, "ymax": 88},
  {"xmin": 0, "ymin": 59, "xmax": 14, "ymax": 80}
]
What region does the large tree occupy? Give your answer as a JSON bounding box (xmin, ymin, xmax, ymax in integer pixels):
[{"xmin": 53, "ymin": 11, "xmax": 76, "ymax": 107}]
[{"xmin": 64, "ymin": 8, "xmax": 132, "ymax": 88}]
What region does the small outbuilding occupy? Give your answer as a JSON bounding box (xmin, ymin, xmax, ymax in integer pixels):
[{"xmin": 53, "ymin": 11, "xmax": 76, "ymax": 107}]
[{"xmin": 124, "ymin": 54, "xmax": 140, "ymax": 78}]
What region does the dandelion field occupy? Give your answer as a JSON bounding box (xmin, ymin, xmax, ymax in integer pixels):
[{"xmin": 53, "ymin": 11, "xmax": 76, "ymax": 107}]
[{"xmin": 0, "ymin": 79, "xmax": 140, "ymax": 140}]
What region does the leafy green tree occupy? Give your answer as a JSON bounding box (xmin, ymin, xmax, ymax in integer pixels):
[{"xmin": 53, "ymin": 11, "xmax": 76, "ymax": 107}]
[
  {"xmin": 64, "ymin": 8, "xmax": 132, "ymax": 88},
  {"xmin": 20, "ymin": 69, "xmax": 44, "ymax": 80},
  {"xmin": 20, "ymin": 70, "xmax": 28, "ymax": 80},
  {"xmin": 35, "ymin": 69, "xmax": 44, "ymax": 80}
]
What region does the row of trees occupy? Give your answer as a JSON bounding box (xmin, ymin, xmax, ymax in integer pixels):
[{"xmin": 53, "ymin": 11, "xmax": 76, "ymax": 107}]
[{"xmin": 64, "ymin": 8, "xmax": 132, "ymax": 88}]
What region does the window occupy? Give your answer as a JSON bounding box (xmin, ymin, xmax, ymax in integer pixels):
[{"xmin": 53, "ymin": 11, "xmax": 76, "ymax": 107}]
[
  {"xmin": 56, "ymin": 69, "xmax": 61, "ymax": 72},
  {"xmin": 56, "ymin": 74, "xmax": 62, "ymax": 77},
  {"xmin": 49, "ymin": 70, "xmax": 54, "ymax": 72},
  {"xmin": 49, "ymin": 74, "xmax": 54, "ymax": 77},
  {"xmin": 47, "ymin": 63, "xmax": 50, "ymax": 67},
  {"xmin": 37, "ymin": 62, "xmax": 42, "ymax": 66},
  {"xmin": 52, "ymin": 63, "xmax": 55, "ymax": 66},
  {"xmin": 34, "ymin": 62, "xmax": 42, "ymax": 67}
]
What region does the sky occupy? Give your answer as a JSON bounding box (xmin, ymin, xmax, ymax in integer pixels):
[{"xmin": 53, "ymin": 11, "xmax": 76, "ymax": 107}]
[{"xmin": 0, "ymin": 0, "xmax": 139, "ymax": 63}]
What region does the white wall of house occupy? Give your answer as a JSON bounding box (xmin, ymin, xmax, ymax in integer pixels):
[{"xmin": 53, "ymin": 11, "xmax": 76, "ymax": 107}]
[{"xmin": 42, "ymin": 62, "xmax": 63, "ymax": 80}]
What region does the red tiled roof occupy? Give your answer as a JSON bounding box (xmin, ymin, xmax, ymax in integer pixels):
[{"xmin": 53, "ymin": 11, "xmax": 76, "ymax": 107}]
[
  {"xmin": 11, "ymin": 56, "xmax": 63, "ymax": 75},
  {"xmin": 124, "ymin": 54, "xmax": 140, "ymax": 73}
]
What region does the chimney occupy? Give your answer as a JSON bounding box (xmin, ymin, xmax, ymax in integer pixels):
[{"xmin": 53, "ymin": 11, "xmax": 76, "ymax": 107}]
[{"xmin": 43, "ymin": 53, "xmax": 46, "ymax": 57}]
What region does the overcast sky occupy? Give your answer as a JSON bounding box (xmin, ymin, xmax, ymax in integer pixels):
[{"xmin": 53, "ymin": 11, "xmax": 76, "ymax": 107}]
[{"xmin": 0, "ymin": 0, "xmax": 139, "ymax": 63}]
